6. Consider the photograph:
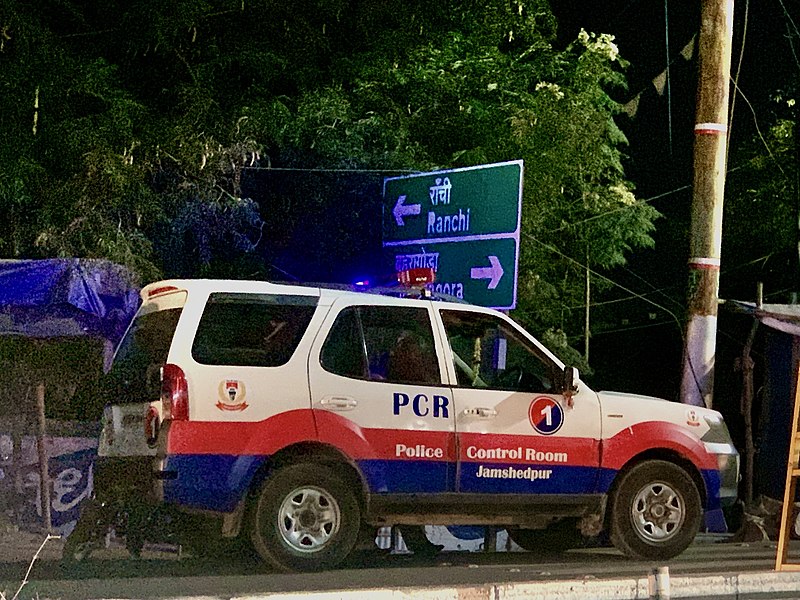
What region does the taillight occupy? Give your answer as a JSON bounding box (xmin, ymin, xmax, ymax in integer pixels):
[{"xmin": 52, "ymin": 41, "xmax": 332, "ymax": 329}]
[
  {"xmin": 161, "ymin": 363, "xmax": 189, "ymax": 420},
  {"xmin": 148, "ymin": 285, "xmax": 181, "ymax": 299}
]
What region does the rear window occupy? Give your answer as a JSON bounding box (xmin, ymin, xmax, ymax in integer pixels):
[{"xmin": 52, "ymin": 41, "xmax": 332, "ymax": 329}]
[
  {"xmin": 192, "ymin": 293, "xmax": 318, "ymax": 367},
  {"xmin": 105, "ymin": 307, "xmax": 183, "ymax": 403},
  {"xmin": 320, "ymin": 305, "xmax": 440, "ymax": 385}
]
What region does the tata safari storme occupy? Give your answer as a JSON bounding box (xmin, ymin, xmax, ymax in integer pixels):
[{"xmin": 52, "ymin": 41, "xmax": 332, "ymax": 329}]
[{"xmin": 89, "ymin": 278, "xmax": 739, "ymax": 572}]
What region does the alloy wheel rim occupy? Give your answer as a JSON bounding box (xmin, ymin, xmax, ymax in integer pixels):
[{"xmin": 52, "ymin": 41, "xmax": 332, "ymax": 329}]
[
  {"xmin": 630, "ymin": 481, "xmax": 685, "ymax": 543},
  {"xmin": 277, "ymin": 485, "xmax": 341, "ymax": 553}
]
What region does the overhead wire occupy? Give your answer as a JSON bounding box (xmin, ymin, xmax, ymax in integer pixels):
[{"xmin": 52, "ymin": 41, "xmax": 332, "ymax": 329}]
[
  {"xmin": 664, "ymin": 0, "xmax": 673, "ymax": 156},
  {"xmin": 727, "ymin": 0, "xmax": 749, "ymax": 158},
  {"xmin": 525, "ymin": 232, "xmax": 684, "ymax": 335},
  {"xmin": 776, "ymin": 0, "xmax": 800, "ymax": 39}
]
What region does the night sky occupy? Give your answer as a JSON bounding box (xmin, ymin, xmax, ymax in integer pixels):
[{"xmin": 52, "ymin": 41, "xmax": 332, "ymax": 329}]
[{"xmin": 549, "ymin": 1, "xmax": 799, "ymax": 407}]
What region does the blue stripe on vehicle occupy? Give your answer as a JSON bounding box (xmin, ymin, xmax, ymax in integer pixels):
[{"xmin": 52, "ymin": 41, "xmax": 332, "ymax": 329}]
[
  {"xmin": 163, "ymin": 456, "xmax": 605, "ymax": 509},
  {"xmin": 459, "ymin": 463, "xmax": 600, "ymax": 494},
  {"xmin": 162, "ymin": 454, "xmax": 726, "ymax": 516},
  {"xmin": 358, "ymin": 459, "xmax": 455, "ymax": 493},
  {"xmin": 701, "ymin": 468, "xmax": 722, "ymax": 511},
  {"xmin": 162, "ymin": 454, "xmax": 265, "ymax": 512}
]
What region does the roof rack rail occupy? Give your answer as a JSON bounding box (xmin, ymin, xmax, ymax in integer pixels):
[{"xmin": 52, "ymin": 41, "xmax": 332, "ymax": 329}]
[
  {"xmin": 269, "ymin": 274, "xmax": 468, "ymax": 304},
  {"xmin": 351, "ymin": 285, "xmax": 467, "ymax": 304}
]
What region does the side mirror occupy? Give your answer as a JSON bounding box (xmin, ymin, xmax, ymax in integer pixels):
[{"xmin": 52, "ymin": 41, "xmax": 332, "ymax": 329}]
[
  {"xmin": 563, "ymin": 366, "xmax": 578, "ymax": 407},
  {"xmin": 563, "ymin": 366, "xmax": 579, "ymax": 394}
]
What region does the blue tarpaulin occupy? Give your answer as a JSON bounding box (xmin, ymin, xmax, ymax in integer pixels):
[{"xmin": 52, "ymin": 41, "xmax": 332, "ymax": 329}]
[
  {"xmin": 0, "ymin": 258, "xmax": 140, "ymax": 343},
  {"xmin": 0, "ymin": 258, "xmax": 140, "ymax": 532}
]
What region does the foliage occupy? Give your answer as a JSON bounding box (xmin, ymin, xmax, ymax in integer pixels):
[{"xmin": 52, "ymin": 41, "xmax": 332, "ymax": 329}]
[
  {"xmin": 0, "ymin": 0, "xmax": 660, "ymax": 357},
  {"xmin": 723, "ymin": 89, "xmax": 799, "ymax": 301}
]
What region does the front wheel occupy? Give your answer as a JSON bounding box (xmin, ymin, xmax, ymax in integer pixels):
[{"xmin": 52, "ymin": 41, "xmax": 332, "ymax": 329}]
[
  {"xmin": 609, "ymin": 460, "xmax": 701, "ymax": 561},
  {"xmin": 249, "ymin": 463, "xmax": 361, "ymax": 572}
]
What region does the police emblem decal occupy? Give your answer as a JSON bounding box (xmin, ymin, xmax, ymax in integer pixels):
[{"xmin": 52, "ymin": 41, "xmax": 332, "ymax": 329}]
[{"xmin": 217, "ymin": 379, "xmax": 248, "ymax": 411}]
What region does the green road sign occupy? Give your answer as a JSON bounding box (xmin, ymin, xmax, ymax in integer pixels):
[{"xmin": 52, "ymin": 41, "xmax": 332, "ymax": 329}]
[
  {"xmin": 383, "ymin": 161, "xmax": 522, "ymax": 309},
  {"xmin": 386, "ymin": 237, "xmax": 519, "ymax": 310},
  {"xmin": 383, "ymin": 160, "xmax": 522, "ymax": 243}
]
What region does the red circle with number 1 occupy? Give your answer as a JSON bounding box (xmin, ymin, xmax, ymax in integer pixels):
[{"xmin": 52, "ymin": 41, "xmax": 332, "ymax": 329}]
[{"xmin": 528, "ymin": 396, "xmax": 564, "ymax": 435}]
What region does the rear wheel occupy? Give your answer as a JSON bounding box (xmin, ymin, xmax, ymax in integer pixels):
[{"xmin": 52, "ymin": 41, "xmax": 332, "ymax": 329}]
[
  {"xmin": 249, "ymin": 463, "xmax": 360, "ymax": 572},
  {"xmin": 609, "ymin": 460, "xmax": 701, "ymax": 560}
]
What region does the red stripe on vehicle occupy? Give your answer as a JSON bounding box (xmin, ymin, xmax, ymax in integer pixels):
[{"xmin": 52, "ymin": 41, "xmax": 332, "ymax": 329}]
[
  {"xmin": 166, "ymin": 409, "xmax": 318, "ymax": 455},
  {"xmin": 458, "ymin": 432, "xmax": 599, "ymax": 466},
  {"xmin": 601, "ymin": 421, "xmax": 716, "ymax": 470}
]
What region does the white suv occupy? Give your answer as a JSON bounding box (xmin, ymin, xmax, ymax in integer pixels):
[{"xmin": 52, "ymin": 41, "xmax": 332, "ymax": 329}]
[{"xmin": 99, "ymin": 278, "xmax": 738, "ymax": 572}]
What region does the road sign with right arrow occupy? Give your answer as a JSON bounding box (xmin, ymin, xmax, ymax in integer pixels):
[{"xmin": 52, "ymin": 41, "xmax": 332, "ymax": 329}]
[{"xmin": 383, "ymin": 161, "xmax": 523, "ymax": 309}]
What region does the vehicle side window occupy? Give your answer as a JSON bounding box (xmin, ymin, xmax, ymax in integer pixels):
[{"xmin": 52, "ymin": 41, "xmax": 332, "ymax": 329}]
[
  {"xmin": 321, "ymin": 305, "xmax": 440, "ymax": 385},
  {"xmin": 319, "ymin": 308, "xmax": 368, "ymax": 379},
  {"xmin": 192, "ymin": 293, "xmax": 317, "ymax": 367},
  {"xmin": 440, "ymin": 309, "xmax": 557, "ymax": 393}
]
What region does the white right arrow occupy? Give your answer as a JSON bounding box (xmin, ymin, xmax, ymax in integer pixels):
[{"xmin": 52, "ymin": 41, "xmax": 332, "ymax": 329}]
[
  {"xmin": 470, "ymin": 255, "xmax": 504, "ymax": 290},
  {"xmin": 393, "ymin": 194, "xmax": 421, "ymax": 226}
]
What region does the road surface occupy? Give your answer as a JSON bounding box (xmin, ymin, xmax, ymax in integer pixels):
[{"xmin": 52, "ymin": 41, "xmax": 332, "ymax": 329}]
[{"xmin": 2, "ymin": 534, "xmax": 799, "ymax": 599}]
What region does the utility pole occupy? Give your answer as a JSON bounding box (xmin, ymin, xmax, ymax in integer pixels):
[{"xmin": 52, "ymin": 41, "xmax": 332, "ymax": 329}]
[{"xmin": 680, "ymin": 0, "xmax": 734, "ymax": 408}]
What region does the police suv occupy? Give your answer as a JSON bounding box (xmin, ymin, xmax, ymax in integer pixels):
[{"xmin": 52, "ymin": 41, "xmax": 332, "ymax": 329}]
[{"xmin": 97, "ymin": 278, "xmax": 738, "ymax": 572}]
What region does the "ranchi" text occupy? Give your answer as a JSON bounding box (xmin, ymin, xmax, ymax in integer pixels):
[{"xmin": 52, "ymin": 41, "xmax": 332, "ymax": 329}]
[{"xmin": 428, "ymin": 208, "xmax": 470, "ymax": 235}]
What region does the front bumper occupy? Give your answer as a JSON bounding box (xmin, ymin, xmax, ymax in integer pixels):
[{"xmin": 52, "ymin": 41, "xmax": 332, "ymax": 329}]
[{"xmin": 706, "ymin": 442, "xmax": 740, "ymax": 507}]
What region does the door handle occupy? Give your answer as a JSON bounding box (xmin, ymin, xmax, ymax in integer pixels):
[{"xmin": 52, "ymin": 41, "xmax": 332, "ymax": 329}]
[
  {"xmin": 320, "ymin": 396, "xmax": 358, "ymax": 410},
  {"xmin": 463, "ymin": 407, "xmax": 497, "ymax": 418}
]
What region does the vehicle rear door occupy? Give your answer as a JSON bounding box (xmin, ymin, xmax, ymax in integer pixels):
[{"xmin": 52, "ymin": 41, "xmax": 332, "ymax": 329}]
[{"xmin": 101, "ymin": 290, "xmax": 186, "ymax": 460}]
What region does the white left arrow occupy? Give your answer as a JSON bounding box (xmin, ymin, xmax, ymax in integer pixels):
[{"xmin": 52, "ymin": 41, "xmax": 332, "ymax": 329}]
[
  {"xmin": 393, "ymin": 195, "xmax": 421, "ymax": 226},
  {"xmin": 470, "ymin": 255, "xmax": 504, "ymax": 290}
]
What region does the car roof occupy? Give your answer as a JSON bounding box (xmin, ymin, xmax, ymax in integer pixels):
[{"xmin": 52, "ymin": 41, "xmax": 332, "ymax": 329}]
[{"xmin": 139, "ymin": 278, "xmax": 471, "ymax": 308}]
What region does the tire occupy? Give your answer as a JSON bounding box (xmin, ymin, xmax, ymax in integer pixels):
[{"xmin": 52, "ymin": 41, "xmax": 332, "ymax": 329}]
[
  {"xmin": 249, "ymin": 463, "xmax": 361, "ymax": 572},
  {"xmin": 507, "ymin": 519, "xmax": 584, "ymax": 554},
  {"xmin": 609, "ymin": 460, "xmax": 701, "ymax": 561}
]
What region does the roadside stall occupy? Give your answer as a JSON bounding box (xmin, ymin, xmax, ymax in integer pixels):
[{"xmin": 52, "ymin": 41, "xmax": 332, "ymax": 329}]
[
  {"xmin": 725, "ymin": 300, "xmax": 800, "ymax": 540},
  {"xmin": 0, "ymin": 259, "xmax": 138, "ymax": 533}
]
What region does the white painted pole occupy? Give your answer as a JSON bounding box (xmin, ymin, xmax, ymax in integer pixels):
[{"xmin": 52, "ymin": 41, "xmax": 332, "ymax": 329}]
[{"xmin": 648, "ymin": 566, "xmax": 671, "ymax": 599}]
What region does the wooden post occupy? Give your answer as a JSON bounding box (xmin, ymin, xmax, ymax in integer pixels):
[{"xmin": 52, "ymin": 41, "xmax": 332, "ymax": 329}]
[
  {"xmin": 680, "ymin": 0, "xmax": 735, "ymax": 408},
  {"xmin": 740, "ymin": 318, "xmax": 758, "ymax": 506},
  {"xmin": 584, "ymin": 259, "xmax": 590, "ymax": 365},
  {"xmin": 35, "ymin": 382, "xmax": 52, "ymax": 533}
]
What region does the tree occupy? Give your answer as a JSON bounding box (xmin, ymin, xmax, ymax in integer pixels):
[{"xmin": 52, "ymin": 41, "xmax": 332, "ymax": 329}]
[
  {"xmin": 723, "ymin": 88, "xmax": 800, "ymax": 302},
  {"xmin": 0, "ymin": 0, "xmax": 264, "ymax": 281},
  {"xmin": 0, "ymin": 0, "xmax": 658, "ymax": 362},
  {"xmin": 251, "ymin": 3, "xmax": 659, "ymax": 359}
]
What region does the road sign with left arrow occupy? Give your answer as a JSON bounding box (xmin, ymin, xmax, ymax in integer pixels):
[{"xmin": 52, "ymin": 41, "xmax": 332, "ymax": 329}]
[{"xmin": 383, "ymin": 161, "xmax": 522, "ymax": 309}]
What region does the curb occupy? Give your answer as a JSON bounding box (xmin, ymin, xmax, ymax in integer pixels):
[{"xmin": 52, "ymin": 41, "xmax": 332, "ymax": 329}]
[{"xmin": 142, "ymin": 570, "xmax": 800, "ymax": 600}]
